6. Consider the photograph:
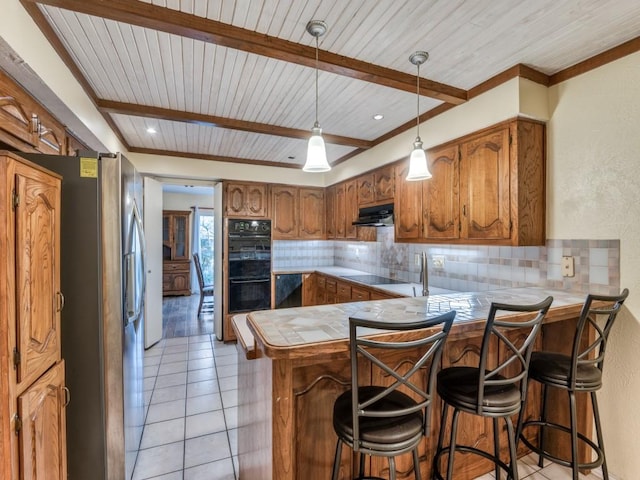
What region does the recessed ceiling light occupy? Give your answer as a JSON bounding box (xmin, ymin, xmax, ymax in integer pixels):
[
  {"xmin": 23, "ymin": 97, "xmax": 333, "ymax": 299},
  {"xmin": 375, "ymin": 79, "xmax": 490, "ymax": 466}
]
[
  {"xmin": 373, "ymin": 114, "xmax": 384, "ymax": 120},
  {"xmin": 146, "ymin": 127, "xmax": 157, "ymax": 134}
]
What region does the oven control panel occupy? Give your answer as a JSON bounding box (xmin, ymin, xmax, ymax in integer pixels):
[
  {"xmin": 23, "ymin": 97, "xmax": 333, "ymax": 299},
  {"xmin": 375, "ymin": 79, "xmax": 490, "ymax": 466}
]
[{"xmin": 228, "ymin": 219, "xmax": 271, "ymax": 234}]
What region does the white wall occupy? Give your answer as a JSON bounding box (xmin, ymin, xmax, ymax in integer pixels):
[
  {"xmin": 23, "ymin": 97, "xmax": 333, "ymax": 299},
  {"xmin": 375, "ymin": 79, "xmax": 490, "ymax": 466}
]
[{"xmin": 546, "ymin": 51, "xmax": 640, "ymax": 478}]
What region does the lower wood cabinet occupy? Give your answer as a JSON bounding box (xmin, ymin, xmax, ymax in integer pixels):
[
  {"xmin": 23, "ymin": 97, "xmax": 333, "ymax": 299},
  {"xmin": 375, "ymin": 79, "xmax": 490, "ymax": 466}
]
[
  {"xmin": 17, "ymin": 361, "xmax": 67, "ymax": 480},
  {"xmin": 163, "ymin": 260, "xmax": 191, "ymax": 296}
]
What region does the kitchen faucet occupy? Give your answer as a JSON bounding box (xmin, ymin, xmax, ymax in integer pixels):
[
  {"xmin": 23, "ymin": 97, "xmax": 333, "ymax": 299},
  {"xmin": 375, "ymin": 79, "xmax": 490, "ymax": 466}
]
[{"xmin": 420, "ymin": 251, "xmax": 429, "ymax": 296}]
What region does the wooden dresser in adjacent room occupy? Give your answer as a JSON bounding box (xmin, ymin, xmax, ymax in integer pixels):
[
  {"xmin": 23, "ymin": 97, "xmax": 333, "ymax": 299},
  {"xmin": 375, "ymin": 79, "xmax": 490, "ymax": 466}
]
[
  {"xmin": 0, "ymin": 151, "xmax": 67, "ymax": 480},
  {"xmin": 162, "ymin": 209, "xmax": 192, "ymax": 296}
]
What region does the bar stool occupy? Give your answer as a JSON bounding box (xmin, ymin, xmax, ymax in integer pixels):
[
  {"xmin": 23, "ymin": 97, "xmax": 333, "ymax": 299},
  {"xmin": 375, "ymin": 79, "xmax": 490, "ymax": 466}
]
[
  {"xmin": 331, "ymin": 310, "xmax": 456, "ymax": 480},
  {"xmin": 433, "ymin": 296, "xmax": 553, "ymax": 480},
  {"xmin": 517, "ymin": 289, "xmax": 629, "ymax": 480}
]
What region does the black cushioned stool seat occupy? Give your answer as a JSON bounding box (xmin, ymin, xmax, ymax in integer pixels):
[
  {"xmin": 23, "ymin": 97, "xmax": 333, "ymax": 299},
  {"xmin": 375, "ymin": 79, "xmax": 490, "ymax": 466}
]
[
  {"xmin": 331, "ymin": 310, "xmax": 456, "ymax": 480},
  {"xmin": 517, "ymin": 290, "xmax": 629, "ymax": 480}
]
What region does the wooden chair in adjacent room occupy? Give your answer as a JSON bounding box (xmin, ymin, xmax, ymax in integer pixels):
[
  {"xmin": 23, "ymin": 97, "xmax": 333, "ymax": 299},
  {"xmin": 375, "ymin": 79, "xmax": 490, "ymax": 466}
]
[
  {"xmin": 193, "ymin": 252, "xmax": 213, "ymax": 317},
  {"xmin": 331, "ymin": 310, "xmax": 457, "ymax": 480},
  {"xmin": 517, "ymin": 289, "xmax": 629, "ymax": 480},
  {"xmin": 433, "ymin": 296, "xmax": 554, "ymax": 480}
]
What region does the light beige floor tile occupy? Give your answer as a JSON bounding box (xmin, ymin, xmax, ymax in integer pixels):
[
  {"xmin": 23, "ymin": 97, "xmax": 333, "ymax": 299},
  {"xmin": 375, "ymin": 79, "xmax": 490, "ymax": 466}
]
[
  {"xmin": 185, "ymin": 410, "xmax": 227, "ymax": 439},
  {"xmin": 186, "ymin": 393, "xmax": 223, "ymax": 416},
  {"xmin": 224, "ymin": 407, "xmax": 238, "ymax": 430},
  {"xmin": 144, "ymin": 364, "xmax": 160, "ymax": 378},
  {"xmin": 158, "ymin": 361, "xmax": 188, "ymax": 376},
  {"xmin": 162, "ymin": 352, "xmax": 188, "ymax": 364},
  {"xmin": 151, "ymin": 385, "xmax": 186, "ymax": 405},
  {"xmin": 184, "ymin": 432, "xmax": 231, "ymax": 469},
  {"xmin": 184, "ymin": 457, "xmax": 235, "ymax": 480},
  {"xmin": 221, "ymin": 389, "xmax": 238, "ymax": 409},
  {"xmin": 187, "ymin": 380, "xmax": 219, "ymax": 398},
  {"xmin": 188, "ymin": 341, "xmax": 212, "ymax": 351},
  {"xmin": 189, "ymin": 349, "xmax": 214, "ymax": 360},
  {"xmin": 188, "ymin": 357, "xmax": 216, "ymax": 371},
  {"xmin": 165, "ymin": 337, "xmax": 189, "ymax": 346},
  {"xmin": 155, "ymin": 372, "xmax": 188, "ymax": 389},
  {"xmin": 216, "ymin": 364, "xmax": 238, "ymax": 379},
  {"xmin": 140, "ymin": 418, "xmax": 185, "ymax": 449},
  {"xmin": 132, "ymin": 441, "xmax": 184, "ymax": 480},
  {"xmin": 218, "ymin": 376, "xmax": 237, "ymax": 392},
  {"xmin": 214, "ymin": 354, "xmax": 237, "ymax": 367},
  {"xmin": 146, "ymin": 399, "xmax": 186, "ymax": 424},
  {"xmin": 164, "ymin": 344, "xmax": 189, "ymax": 354},
  {"xmin": 187, "ymin": 368, "xmax": 216, "ymax": 384}
]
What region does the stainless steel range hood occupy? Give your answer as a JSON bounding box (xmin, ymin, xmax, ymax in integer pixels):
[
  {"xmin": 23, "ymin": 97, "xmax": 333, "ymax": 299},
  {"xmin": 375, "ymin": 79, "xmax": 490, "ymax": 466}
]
[{"xmin": 352, "ymin": 203, "xmax": 394, "ymax": 227}]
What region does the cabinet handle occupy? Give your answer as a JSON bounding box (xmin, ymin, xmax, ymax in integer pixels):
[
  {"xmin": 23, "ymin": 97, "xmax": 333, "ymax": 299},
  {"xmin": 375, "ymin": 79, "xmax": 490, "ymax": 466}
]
[
  {"xmin": 56, "ymin": 291, "xmax": 65, "ymax": 312},
  {"xmin": 62, "ymin": 386, "xmax": 71, "ymax": 407},
  {"xmin": 462, "ymin": 204, "xmax": 467, "ymax": 216}
]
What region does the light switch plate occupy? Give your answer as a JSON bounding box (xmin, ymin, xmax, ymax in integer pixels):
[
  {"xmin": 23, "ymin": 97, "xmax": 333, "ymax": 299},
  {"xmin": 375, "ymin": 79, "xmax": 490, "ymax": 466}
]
[{"xmin": 561, "ymin": 256, "xmax": 575, "ymax": 277}]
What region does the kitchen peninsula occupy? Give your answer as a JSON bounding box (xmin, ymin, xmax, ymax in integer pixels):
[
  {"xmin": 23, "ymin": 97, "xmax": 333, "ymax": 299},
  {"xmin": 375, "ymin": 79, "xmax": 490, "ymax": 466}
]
[{"xmin": 233, "ymin": 287, "xmax": 592, "ymax": 480}]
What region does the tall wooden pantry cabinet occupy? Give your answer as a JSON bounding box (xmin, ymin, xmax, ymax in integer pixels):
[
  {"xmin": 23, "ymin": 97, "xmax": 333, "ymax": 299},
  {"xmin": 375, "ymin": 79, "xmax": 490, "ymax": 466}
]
[{"xmin": 0, "ymin": 151, "xmax": 67, "ymax": 480}]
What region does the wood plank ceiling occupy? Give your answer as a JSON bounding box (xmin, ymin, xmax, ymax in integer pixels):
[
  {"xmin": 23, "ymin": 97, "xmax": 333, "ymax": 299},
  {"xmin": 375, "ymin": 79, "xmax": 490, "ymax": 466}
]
[{"xmin": 19, "ymin": 0, "xmax": 640, "ymax": 169}]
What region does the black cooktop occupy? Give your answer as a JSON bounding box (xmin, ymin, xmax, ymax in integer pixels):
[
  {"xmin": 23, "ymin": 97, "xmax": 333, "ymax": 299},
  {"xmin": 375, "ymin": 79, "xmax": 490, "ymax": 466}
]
[{"xmin": 341, "ymin": 274, "xmax": 405, "ymax": 285}]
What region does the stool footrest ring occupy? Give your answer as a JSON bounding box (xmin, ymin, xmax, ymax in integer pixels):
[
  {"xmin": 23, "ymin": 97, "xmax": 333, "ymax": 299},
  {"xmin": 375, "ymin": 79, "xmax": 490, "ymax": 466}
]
[
  {"xmin": 520, "ymin": 420, "xmax": 604, "ymax": 470},
  {"xmin": 432, "ymin": 444, "xmax": 514, "ymax": 480}
]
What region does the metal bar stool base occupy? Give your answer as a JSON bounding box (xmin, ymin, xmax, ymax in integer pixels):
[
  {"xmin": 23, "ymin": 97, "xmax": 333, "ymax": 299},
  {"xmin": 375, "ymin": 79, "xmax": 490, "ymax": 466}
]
[
  {"xmin": 432, "ymin": 445, "xmax": 517, "ymax": 480},
  {"xmin": 520, "ymin": 420, "xmax": 605, "ymax": 471}
]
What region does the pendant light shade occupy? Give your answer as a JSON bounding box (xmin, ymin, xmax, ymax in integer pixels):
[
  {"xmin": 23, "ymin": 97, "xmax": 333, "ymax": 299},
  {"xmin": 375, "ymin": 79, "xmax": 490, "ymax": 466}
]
[
  {"xmin": 406, "ymin": 51, "xmax": 432, "ymax": 181},
  {"xmin": 303, "ymin": 20, "xmax": 331, "ymax": 173},
  {"xmin": 304, "ymin": 124, "xmax": 329, "ymax": 172}
]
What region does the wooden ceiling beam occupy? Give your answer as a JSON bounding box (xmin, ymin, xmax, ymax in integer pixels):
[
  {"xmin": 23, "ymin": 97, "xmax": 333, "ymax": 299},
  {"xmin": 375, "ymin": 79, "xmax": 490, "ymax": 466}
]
[
  {"xmin": 129, "ymin": 147, "xmax": 302, "ymax": 169},
  {"xmin": 26, "ymin": 0, "xmax": 467, "ymax": 105},
  {"xmin": 97, "ymin": 99, "xmax": 372, "ymax": 148}
]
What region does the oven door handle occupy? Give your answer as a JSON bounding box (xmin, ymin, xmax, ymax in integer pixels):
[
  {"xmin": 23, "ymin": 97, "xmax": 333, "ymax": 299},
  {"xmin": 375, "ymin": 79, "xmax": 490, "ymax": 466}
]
[{"xmin": 230, "ymin": 278, "xmax": 270, "ymax": 284}]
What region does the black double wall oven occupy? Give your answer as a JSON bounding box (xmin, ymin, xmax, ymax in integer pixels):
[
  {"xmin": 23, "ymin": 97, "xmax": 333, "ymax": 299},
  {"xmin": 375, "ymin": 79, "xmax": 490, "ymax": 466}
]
[{"xmin": 227, "ymin": 219, "xmax": 272, "ymax": 313}]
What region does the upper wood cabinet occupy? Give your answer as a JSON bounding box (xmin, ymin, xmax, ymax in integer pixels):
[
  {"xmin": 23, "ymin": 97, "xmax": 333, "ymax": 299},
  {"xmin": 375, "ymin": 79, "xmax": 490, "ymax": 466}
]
[
  {"xmin": 334, "ymin": 183, "xmax": 346, "ymax": 238},
  {"xmin": 394, "ymin": 118, "xmax": 545, "ymax": 246},
  {"xmin": 271, "ymin": 186, "xmax": 298, "ymax": 239},
  {"xmin": 299, "ymin": 188, "xmax": 325, "ymax": 239},
  {"xmin": 460, "ymin": 127, "xmax": 511, "ymax": 241},
  {"xmin": 0, "ymin": 70, "xmax": 66, "ymax": 155},
  {"xmin": 423, "ymin": 144, "xmax": 460, "ymax": 240},
  {"xmin": 224, "ymin": 181, "xmax": 269, "ymax": 218},
  {"xmin": 163, "ymin": 210, "xmax": 190, "ymax": 261},
  {"xmin": 357, "ymin": 165, "xmax": 395, "ymax": 207},
  {"xmin": 272, "ymin": 186, "xmax": 325, "ymax": 240}
]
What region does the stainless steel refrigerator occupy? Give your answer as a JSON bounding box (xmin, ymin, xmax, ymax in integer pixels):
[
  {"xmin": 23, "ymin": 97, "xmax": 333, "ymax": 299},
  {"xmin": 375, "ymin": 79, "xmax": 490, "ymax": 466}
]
[{"xmin": 22, "ymin": 152, "xmax": 146, "ymax": 480}]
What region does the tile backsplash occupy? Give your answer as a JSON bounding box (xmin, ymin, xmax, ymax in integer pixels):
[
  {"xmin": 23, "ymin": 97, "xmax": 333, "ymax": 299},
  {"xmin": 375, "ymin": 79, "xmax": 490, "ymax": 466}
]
[{"xmin": 273, "ymin": 228, "xmax": 620, "ymax": 295}]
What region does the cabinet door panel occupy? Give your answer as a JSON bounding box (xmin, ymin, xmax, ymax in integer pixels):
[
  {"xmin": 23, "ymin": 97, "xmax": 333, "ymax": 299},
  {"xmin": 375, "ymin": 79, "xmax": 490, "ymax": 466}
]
[
  {"xmin": 272, "ymin": 186, "xmax": 298, "ymax": 239},
  {"xmin": 18, "ymin": 361, "xmax": 67, "ymax": 480},
  {"xmin": 299, "ymin": 188, "xmax": 325, "ymax": 239},
  {"xmin": 335, "ymin": 185, "xmax": 346, "ymax": 238},
  {"xmin": 357, "ymin": 174, "xmax": 374, "ymax": 206},
  {"xmin": 325, "ymin": 186, "xmax": 336, "ymax": 239},
  {"xmin": 246, "ymin": 184, "xmax": 268, "ymax": 217},
  {"xmin": 225, "ymin": 183, "xmax": 247, "ymax": 216},
  {"xmin": 394, "ymin": 163, "xmax": 422, "ymax": 240},
  {"xmin": 460, "ymin": 128, "xmax": 511, "ymax": 240},
  {"xmin": 345, "ymin": 180, "xmax": 358, "ymax": 239},
  {"xmin": 374, "ymin": 165, "xmax": 394, "ymax": 203},
  {"xmin": 14, "ymin": 165, "xmax": 61, "ymax": 390},
  {"xmin": 424, "ymin": 145, "xmax": 460, "ymax": 240}
]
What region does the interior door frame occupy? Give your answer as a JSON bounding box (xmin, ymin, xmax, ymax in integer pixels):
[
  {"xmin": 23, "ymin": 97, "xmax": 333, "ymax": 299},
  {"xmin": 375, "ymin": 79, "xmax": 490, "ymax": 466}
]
[{"xmin": 143, "ymin": 176, "xmax": 163, "ymax": 348}]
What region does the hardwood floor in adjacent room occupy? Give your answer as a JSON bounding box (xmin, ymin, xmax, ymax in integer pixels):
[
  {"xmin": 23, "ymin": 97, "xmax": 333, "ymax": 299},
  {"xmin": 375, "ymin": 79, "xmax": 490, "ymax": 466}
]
[{"xmin": 162, "ymin": 294, "xmax": 214, "ymax": 338}]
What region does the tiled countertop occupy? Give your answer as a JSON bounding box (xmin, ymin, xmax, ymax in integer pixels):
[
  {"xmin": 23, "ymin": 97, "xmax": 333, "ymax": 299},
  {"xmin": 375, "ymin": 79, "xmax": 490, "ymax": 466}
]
[{"xmin": 246, "ymin": 287, "xmax": 587, "ymax": 359}]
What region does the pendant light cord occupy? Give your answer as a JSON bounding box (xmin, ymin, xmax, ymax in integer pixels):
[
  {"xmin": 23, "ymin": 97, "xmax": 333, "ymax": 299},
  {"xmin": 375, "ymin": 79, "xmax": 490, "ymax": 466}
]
[
  {"xmin": 315, "ymin": 36, "xmax": 319, "ymax": 125},
  {"xmin": 416, "ymin": 62, "xmax": 420, "ymax": 139}
]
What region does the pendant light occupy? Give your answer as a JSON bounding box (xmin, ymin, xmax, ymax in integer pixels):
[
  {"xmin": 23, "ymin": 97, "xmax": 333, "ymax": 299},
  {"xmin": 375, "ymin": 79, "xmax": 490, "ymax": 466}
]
[
  {"xmin": 406, "ymin": 51, "xmax": 432, "ymax": 181},
  {"xmin": 303, "ymin": 20, "xmax": 331, "ymax": 173}
]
